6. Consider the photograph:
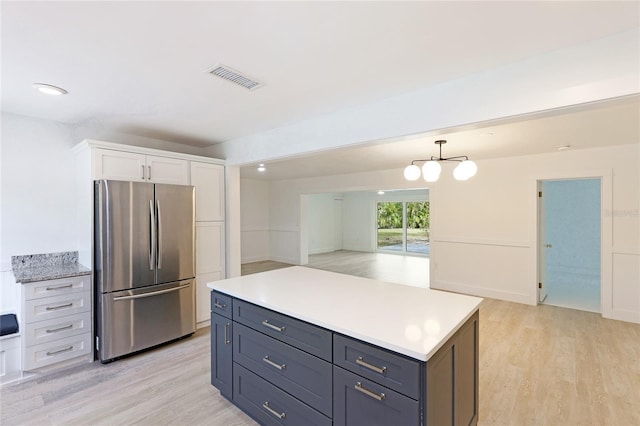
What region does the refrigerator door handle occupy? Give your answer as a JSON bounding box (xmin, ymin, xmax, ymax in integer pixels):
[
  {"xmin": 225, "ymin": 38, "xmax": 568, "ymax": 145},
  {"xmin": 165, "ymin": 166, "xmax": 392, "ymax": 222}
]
[
  {"xmin": 113, "ymin": 283, "xmax": 191, "ymax": 301},
  {"xmin": 156, "ymin": 199, "xmax": 163, "ymax": 270},
  {"xmin": 149, "ymin": 200, "xmax": 156, "ymax": 270}
]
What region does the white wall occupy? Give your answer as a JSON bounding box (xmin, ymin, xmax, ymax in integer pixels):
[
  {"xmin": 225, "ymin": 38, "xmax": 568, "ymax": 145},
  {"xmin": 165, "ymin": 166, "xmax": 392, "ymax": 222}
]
[
  {"xmin": 342, "ymin": 192, "xmax": 376, "ymax": 252},
  {"xmin": 258, "ymin": 144, "xmax": 639, "ymax": 323},
  {"xmin": 308, "ymin": 193, "xmax": 340, "ymax": 255},
  {"xmin": 240, "ymin": 178, "xmax": 270, "ymax": 263}
]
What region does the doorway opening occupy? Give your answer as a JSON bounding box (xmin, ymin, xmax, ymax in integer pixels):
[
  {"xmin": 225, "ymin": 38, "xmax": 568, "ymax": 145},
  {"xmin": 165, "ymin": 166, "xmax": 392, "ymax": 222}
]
[
  {"xmin": 377, "ymin": 201, "xmax": 430, "ymax": 255},
  {"xmin": 538, "ymin": 178, "xmax": 601, "ymax": 312}
]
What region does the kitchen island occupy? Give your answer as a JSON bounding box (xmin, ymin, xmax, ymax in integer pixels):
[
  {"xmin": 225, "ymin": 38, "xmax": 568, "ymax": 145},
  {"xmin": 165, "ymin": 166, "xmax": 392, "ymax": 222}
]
[{"xmin": 207, "ymin": 266, "xmax": 482, "ymax": 425}]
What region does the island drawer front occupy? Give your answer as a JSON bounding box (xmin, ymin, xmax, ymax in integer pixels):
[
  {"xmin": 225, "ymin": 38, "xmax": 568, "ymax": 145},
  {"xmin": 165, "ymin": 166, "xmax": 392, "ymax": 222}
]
[
  {"xmin": 234, "ymin": 363, "xmax": 332, "ymax": 426},
  {"xmin": 333, "ymin": 365, "xmax": 419, "ymax": 426},
  {"xmin": 23, "ymin": 332, "xmax": 91, "ymax": 371},
  {"xmin": 211, "ymin": 291, "xmax": 232, "ymax": 319},
  {"xmin": 24, "ymin": 291, "xmax": 91, "ymax": 324},
  {"xmin": 23, "ymin": 275, "xmax": 90, "ymax": 300},
  {"xmin": 24, "ymin": 311, "xmax": 91, "ymax": 347},
  {"xmin": 233, "ymin": 299, "xmax": 332, "ymax": 361},
  {"xmin": 233, "ymin": 323, "xmax": 332, "ymax": 417},
  {"xmin": 333, "ymin": 334, "xmax": 420, "ymax": 400}
]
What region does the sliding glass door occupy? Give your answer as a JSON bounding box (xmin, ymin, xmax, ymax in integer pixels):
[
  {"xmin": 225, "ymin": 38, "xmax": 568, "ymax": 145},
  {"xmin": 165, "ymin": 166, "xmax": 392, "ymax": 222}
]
[{"xmin": 377, "ymin": 201, "xmax": 429, "ymax": 255}]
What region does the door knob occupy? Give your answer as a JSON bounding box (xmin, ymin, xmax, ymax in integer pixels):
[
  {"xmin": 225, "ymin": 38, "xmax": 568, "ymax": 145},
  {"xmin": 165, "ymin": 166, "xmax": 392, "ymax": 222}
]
[{"xmin": 544, "ymin": 244, "xmax": 552, "ymax": 248}]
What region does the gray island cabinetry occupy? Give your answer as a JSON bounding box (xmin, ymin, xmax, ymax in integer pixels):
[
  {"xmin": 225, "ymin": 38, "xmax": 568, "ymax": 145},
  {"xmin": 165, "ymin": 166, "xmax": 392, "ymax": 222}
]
[{"xmin": 208, "ymin": 266, "xmax": 482, "ymax": 426}]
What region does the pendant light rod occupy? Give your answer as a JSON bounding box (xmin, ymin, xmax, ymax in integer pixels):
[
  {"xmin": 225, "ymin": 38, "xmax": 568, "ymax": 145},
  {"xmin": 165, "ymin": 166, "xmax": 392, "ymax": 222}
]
[{"xmin": 409, "ymin": 140, "xmax": 469, "ymax": 164}]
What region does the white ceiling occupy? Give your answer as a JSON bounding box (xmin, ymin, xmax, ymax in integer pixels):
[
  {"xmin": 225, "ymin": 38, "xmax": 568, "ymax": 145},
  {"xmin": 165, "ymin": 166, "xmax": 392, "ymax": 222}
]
[{"xmin": 2, "ymin": 1, "xmax": 639, "ymax": 179}]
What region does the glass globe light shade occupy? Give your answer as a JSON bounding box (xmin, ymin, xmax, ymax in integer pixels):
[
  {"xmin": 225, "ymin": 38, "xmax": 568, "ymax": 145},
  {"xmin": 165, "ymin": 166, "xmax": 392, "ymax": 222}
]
[
  {"xmin": 422, "ymin": 160, "xmax": 441, "ymax": 182},
  {"xmin": 404, "ymin": 164, "xmax": 421, "ymax": 181},
  {"xmin": 453, "ymin": 160, "xmax": 478, "ymax": 181}
]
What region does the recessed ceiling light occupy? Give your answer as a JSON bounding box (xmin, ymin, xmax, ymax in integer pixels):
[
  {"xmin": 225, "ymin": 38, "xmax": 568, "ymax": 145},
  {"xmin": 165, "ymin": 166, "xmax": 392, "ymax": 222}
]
[
  {"xmin": 378, "ymin": 191, "xmax": 385, "ymax": 195},
  {"xmin": 257, "ymin": 164, "xmax": 266, "ymax": 172},
  {"xmin": 556, "ymin": 145, "xmax": 571, "ymax": 151},
  {"xmin": 33, "ymin": 83, "xmax": 67, "ymax": 96}
]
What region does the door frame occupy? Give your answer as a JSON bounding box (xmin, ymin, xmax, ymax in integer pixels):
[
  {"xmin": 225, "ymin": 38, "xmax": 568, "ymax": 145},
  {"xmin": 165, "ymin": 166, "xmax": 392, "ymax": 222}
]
[{"xmin": 529, "ymin": 169, "xmax": 612, "ymax": 317}]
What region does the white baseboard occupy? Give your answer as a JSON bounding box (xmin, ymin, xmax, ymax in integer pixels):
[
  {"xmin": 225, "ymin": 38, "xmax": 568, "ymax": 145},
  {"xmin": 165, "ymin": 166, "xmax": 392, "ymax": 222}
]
[{"xmin": 431, "ymin": 280, "xmax": 533, "ymax": 305}]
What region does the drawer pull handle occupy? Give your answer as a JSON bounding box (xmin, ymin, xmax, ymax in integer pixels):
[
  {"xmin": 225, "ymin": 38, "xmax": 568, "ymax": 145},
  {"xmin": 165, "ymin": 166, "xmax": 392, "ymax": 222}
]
[
  {"xmin": 46, "ymin": 303, "xmax": 73, "ymax": 311},
  {"xmin": 356, "ymin": 356, "xmax": 387, "ymax": 374},
  {"xmin": 263, "ymin": 356, "xmax": 286, "ymax": 370},
  {"xmin": 46, "ymin": 324, "xmax": 74, "ymax": 333},
  {"xmin": 262, "ymin": 401, "xmax": 286, "ymax": 420},
  {"xmin": 224, "ymin": 323, "xmax": 231, "ymax": 345},
  {"xmin": 45, "ymin": 284, "xmax": 73, "ymax": 291},
  {"xmin": 214, "ymin": 301, "xmax": 227, "ymax": 309},
  {"xmin": 262, "ymin": 320, "xmax": 285, "ymax": 333},
  {"xmin": 46, "ymin": 345, "xmax": 74, "ymax": 356},
  {"xmin": 355, "ymin": 382, "xmax": 386, "ymax": 401}
]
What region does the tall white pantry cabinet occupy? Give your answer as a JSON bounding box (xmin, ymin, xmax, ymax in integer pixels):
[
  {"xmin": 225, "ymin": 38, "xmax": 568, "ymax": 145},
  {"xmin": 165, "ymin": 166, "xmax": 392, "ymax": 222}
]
[{"xmin": 73, "ymin": 140, "xmax": 225, "ymax": 328}]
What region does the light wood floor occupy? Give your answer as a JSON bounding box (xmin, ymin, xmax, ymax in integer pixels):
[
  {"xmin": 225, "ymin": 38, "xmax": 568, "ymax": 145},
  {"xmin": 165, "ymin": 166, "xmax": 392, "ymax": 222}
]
[{"xmin": 3, "ymin": 253, "xmax": 639, "ymax": 425}]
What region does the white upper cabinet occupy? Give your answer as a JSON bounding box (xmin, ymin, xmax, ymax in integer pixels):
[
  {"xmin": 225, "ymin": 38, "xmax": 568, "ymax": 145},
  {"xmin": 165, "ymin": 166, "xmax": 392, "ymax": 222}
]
[
  {"xmin": 146, "ymin": 155, "xmax": 189, "ymax": 185},
  {"xmin": 94, "ymin": 148, "xmax": 188, "ymax": 185},
  {"xmin": 190, "ymin": 161, "xmax": 225, "ymax": 221},
  {"xmin": 94, "ymin": 149, "xmax": 146, "ymax": 182}
]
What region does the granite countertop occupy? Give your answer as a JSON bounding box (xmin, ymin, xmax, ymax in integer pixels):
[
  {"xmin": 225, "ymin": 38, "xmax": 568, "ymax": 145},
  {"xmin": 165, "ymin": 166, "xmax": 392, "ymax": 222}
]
[
  {"xmin": 208, "ymin": 266, "xmax": 483, "ymax": 362},
  {"xmin": 12, "ymin": 251, "xmax": 91, "ymax": 284}
]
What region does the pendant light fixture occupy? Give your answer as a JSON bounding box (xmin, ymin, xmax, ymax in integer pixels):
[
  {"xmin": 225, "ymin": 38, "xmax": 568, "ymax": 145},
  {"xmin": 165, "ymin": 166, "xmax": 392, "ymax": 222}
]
[{"xmin": 404, "ymin": 140, "xmax": 477, "ymax": 182}]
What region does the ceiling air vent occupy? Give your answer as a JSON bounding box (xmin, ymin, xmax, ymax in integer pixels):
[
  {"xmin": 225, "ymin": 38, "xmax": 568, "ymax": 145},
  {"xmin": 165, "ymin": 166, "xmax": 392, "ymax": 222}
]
[{"xmin": 206, "ymin": 63, "xmax": 264, "ymax": 91}]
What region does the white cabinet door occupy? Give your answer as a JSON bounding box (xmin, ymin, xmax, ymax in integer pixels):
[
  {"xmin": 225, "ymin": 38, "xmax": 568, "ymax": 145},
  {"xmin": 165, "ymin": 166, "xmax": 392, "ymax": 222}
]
[
  {"xmin": 190, "ymin": 162, "xmax": 225, "ymax": 221},
  {"xmin": 94, "ymin": 149, "xmax": 146, "ymax": 181},
  {"xmin": 195, "ymin": 272, "xmax": 222, "ymax": 324},
  {"xmin": 146, "ymin": 155, "xmax": 189, "ymax": 185},
  {"xmin": 196, "ymin": 222, "xmax": 225, "ymax": 275}
]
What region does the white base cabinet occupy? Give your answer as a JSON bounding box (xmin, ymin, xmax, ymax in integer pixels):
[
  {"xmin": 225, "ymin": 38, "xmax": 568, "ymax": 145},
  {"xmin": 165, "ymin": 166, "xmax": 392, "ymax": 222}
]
[{"xmin": 21, "ymin": 276, "xmax": 92, "ymax": 371}]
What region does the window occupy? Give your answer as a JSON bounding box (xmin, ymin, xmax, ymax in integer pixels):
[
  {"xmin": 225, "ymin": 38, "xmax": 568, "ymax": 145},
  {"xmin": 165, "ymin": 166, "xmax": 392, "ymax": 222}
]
[{"xmin": 377, "ymin": 201, "xmax": 430, "ymax": 255}]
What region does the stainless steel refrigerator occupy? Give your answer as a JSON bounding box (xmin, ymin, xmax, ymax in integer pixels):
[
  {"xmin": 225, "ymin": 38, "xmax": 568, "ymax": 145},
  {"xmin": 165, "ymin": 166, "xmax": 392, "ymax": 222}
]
[{"xmin": 94, "ymin": 180, "xmax": 196, "ymax": 363}]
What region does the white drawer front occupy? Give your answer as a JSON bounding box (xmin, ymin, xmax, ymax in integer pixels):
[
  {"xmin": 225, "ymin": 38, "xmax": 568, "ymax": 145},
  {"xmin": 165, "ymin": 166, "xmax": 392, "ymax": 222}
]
[
  {"xmin": 24, "ymin": 276, "xmax": 90, "ymax": 300},
  {"xmin": 24, "ymin": 333, "xmax": 91, "ymax": 371},
  {"xmin": 24, "ymin": 291, "xmax": 91, "ymax": 324},
  {"xmin": 24, "ymin": 312, "xmax": 92, "ymax": 347}
]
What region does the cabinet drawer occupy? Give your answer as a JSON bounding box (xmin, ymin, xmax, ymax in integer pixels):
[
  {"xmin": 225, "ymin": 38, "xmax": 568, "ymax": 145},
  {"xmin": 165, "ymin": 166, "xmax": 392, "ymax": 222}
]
[
  {"xmin": 334, "ymin": 334, "xmax": 420, "ymax": 399},
  {"xmin": 24, "ymin": 312, "xmax": 91, "ymax": 347},
  {"xmin": 211, "ymin": 291, "xmax": 232, "ymax": 319},
  {"xmin": 24, "ymin": 291, "xmax": 91, "ymax": 324},
  {"xmin": 234, "ymin": 323, "xmax": 332, "ymax": 417},
  {"xmin": 23, "ymin": 276, "xmax": 90, "ymax": 300},
  {"xmin": 333, "ymin": 365, "xmax": 419, "ymax": 426},
  {"xmin": 23, "ymin": 332, "xmax": 91, "ymax": 371},
  {"xmin": 233, "ymin": 299, "xmax": 332, "ymax": 361},
  {"xmin": 234, "ymin": 363, "xmax": 331, "ymax": 426}
]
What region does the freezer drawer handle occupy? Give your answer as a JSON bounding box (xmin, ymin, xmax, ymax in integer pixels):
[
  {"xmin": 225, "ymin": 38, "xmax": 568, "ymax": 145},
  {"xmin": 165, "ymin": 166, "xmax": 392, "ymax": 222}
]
[
  {"xmin": 263, "ymin": 355, "xmax": 286, "ymax": 370},
  {"xmin": 262, "ymin": 401, "xmax": 286, "ymax": 420},
  {"xmin": 113, "ymin": 283, "xmax": 191, "ymax": 301},
  {"xmin": 45, "ymin": 284, "xmax": 73, "ymax": 291},
  {"xmin": 262, "ymin": 320, "xmax": 285, "ymax": 333},
  {"xmin": 356, "ymin": 356, "xmax": 387, "ymax": 374},
  {"xmin": 46, "ymin": 324, "xmax": 74, "ymax": 333},
  {"xmin": 46, "ymin": 346, "xmax": 74, "ymax": 356},
  {"xmin": 355, "ymin": 382, "xmax": 386, "ymax": 401},
  {"xmin": 46, "ymin": 303, "xmax": 73, "ymax": 311}
]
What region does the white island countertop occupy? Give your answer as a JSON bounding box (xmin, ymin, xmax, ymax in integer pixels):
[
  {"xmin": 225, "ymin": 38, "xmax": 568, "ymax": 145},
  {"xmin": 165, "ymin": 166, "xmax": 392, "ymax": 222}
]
[{"xmin": 207, "ymin": 266, "xmax": 482, "ymax": 362}]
